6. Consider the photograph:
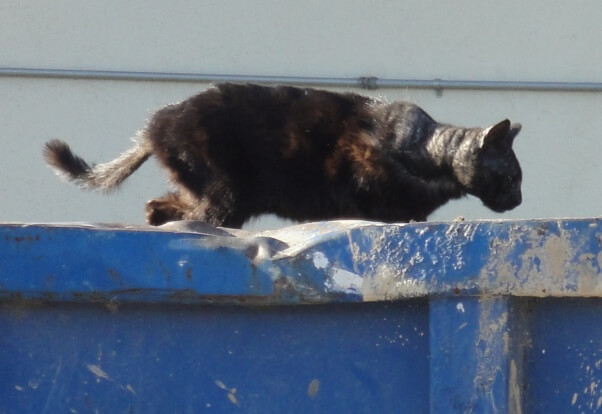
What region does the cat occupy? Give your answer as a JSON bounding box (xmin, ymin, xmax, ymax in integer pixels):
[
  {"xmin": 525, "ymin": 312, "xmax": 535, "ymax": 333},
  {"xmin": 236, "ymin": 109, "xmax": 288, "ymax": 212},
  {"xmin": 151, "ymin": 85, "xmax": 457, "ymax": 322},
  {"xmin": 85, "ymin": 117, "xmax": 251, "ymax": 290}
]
[{"xmin": 44, "ymin": 83, "xmax": 522, "ymax": 228}]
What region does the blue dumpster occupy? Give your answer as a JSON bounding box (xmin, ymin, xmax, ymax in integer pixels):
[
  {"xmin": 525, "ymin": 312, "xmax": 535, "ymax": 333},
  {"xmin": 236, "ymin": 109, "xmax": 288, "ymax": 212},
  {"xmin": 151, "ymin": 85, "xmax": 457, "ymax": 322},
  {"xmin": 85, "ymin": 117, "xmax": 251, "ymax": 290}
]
[{"xmin": 1, "ymin": 219, "xmax": 600, "ymax": 413}]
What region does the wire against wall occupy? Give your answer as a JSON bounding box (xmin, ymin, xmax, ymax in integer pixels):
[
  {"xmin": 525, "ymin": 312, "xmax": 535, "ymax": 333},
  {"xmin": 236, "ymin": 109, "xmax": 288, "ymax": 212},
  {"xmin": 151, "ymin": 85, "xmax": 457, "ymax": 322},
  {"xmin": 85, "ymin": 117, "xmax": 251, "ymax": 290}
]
[{"xmin": 1, "ymin": 67, "xmax": 601, "ymax": 96}]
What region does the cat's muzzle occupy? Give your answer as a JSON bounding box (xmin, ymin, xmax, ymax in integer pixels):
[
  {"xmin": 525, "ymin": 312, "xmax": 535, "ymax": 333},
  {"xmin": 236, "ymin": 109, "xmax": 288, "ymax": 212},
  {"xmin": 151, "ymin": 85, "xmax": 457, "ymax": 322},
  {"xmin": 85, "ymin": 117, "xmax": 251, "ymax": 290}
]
[{"xmin": 487, "ymin": 191, "xmax": 522, "ymax": 212}]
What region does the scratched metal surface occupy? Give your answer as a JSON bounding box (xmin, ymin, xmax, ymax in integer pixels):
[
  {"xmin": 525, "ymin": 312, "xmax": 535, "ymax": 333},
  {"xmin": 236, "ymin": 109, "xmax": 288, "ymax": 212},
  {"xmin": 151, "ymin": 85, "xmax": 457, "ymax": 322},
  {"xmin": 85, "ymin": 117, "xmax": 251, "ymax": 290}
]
[
  {"xmin": 0, "ymin": 219, "xmax": 600, "ymax": 413},
  {"xmin": 1, "ymin": 218, "xmax": 601, "ymax": 303},
  {"xmin": 0, "ymin": 301, "xmax": 430, "ymax": 413},
  {"xmin": 522, "ymin": 298, "xmax": 602, "ymax": 413}
]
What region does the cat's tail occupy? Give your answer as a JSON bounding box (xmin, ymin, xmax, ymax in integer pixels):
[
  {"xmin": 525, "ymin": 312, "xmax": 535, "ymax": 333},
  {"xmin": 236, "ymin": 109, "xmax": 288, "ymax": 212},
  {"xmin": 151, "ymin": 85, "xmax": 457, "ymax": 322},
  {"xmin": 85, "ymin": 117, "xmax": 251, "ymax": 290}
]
[{"xmin": 43, "ymin": 131, "xmax": 152, "ymax": 192}]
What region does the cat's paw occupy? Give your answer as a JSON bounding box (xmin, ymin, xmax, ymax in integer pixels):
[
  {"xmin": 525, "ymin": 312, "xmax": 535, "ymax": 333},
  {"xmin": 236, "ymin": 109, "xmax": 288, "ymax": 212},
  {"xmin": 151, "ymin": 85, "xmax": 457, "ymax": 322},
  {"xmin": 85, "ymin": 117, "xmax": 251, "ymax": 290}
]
[{"xmin": 145, "ymin": 198, "xmax": 185, "ymax": 226}]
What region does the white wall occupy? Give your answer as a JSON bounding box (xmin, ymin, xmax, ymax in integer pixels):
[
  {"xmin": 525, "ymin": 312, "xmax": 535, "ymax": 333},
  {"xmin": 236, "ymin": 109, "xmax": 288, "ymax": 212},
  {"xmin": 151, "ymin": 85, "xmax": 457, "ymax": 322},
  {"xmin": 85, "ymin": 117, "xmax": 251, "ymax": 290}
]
[{"xmin": 1, "ymin": 1, "xmax": 601, "ymax": 229}]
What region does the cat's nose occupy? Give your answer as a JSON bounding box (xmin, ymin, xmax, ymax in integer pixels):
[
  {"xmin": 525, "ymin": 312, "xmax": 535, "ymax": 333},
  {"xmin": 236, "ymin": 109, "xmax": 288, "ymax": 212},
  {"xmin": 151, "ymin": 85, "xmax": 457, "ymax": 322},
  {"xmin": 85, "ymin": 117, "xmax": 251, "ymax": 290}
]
[{"xmin": 508, "ymin": 191, "xmax": 522, "ymax": 209}]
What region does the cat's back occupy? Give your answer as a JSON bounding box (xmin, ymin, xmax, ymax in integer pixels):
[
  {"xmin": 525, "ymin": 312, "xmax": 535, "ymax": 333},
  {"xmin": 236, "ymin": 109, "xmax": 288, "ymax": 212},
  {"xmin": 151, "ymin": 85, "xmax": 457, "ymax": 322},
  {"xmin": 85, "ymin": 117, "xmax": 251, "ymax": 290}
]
[
  {"xmin": 153, "ymin": 83, "xmax": 371, "ymax": 137},
  {"xmin": 193, "ymin": 83, "xmax": 375, "ymax": 155},
  {"xmin": 213, "ymin": 83, "xmax": 372, "ymax": 121}
]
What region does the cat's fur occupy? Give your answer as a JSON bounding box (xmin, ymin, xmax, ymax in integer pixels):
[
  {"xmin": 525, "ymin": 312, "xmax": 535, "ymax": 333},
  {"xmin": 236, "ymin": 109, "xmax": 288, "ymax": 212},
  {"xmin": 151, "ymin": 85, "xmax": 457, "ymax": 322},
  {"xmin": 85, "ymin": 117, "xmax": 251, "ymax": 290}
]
[{"xmin": 44, "ymin": 83, "xmax": 522, "ymax": 228}]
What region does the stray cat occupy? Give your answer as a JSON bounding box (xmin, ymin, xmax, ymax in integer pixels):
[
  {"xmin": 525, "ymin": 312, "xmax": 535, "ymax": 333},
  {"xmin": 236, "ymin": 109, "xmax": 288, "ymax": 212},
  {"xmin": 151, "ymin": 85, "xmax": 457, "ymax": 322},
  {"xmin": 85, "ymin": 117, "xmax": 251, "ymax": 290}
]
[{"xmin": 44, "ymin": 83, "xmax": 522, "ymax": 228}]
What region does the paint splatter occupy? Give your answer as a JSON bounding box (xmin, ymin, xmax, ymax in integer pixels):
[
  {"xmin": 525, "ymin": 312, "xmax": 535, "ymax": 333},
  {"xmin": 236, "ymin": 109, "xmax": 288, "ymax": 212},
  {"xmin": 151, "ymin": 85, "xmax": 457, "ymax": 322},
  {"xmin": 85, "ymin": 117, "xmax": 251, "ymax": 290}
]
[
  {"xmin": 124, "ymin": 384, "xmax": 136, "ymax": 395},
  {"xmin": 86, "ymin": 364, "xmax": 111, "ymax": 381},
  {"xmin": 308, "ymin": 379, "xmax": 320, "ymax": 398},
  {"xmin": 214, "ymin": 379, "xmax": 227, "ymax": 390},
  {"xmin": 215, "ymin": 379, "xmax": 240, "ymax": 406},
  {"xmin": 228, "ymin": 391, "xmax": 240, "ymax": 406}
]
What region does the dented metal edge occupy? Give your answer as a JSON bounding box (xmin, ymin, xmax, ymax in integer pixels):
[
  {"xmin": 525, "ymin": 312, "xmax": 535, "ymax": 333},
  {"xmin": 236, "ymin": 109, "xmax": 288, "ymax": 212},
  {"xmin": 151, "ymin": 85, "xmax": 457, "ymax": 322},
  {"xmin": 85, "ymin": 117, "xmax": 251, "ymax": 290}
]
[{"xmin": 1, "ymin": 218, "xmax": 601, "ymax": 306}]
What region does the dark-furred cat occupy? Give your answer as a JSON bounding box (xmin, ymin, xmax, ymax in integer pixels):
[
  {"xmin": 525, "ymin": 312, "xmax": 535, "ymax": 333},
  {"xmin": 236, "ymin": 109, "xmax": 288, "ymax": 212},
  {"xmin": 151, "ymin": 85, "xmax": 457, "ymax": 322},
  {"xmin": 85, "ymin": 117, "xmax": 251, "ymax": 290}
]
[{"xmin": 44, "ymin": 83, "xmax": 522, "ymax": 228}]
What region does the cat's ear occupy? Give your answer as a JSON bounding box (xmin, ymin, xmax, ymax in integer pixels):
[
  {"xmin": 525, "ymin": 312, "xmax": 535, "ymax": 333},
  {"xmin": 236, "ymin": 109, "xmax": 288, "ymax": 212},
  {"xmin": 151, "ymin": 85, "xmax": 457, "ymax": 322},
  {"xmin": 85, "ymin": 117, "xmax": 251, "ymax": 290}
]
[
  {"xmin": 508, "ymin": 122, "xmax": 522, "ymax": 145},
  {"xmin": 480, "ymin": 119, "xmax": 520, "ymax": 149}
]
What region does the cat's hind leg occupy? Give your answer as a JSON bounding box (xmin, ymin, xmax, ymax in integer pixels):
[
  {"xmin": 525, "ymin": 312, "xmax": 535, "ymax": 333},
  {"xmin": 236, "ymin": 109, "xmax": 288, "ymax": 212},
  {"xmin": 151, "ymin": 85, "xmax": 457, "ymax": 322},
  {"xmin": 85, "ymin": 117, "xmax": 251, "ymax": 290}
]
[
  {"xmin": 186, "ymin": 185, "xmax": 244, "ymax": 228},
  {"xmin": 147, "ymin": 183, "xmax": 244, "ymax": 228},
  {"xmin": 145, "ymin": 192, "xmax": 192, "ymax": 225},
  {"xmin": 146, "ymin": 190, "xmax": 238, "ymax": 227}
]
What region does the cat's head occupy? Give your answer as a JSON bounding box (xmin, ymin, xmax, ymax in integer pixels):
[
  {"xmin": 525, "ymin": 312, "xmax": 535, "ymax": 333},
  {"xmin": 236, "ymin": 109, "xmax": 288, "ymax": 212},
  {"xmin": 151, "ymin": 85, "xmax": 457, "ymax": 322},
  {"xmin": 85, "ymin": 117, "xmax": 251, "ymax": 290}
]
[{"xmin": 457, "ymin": 119, "xmax": 523, "ymax": 213}]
